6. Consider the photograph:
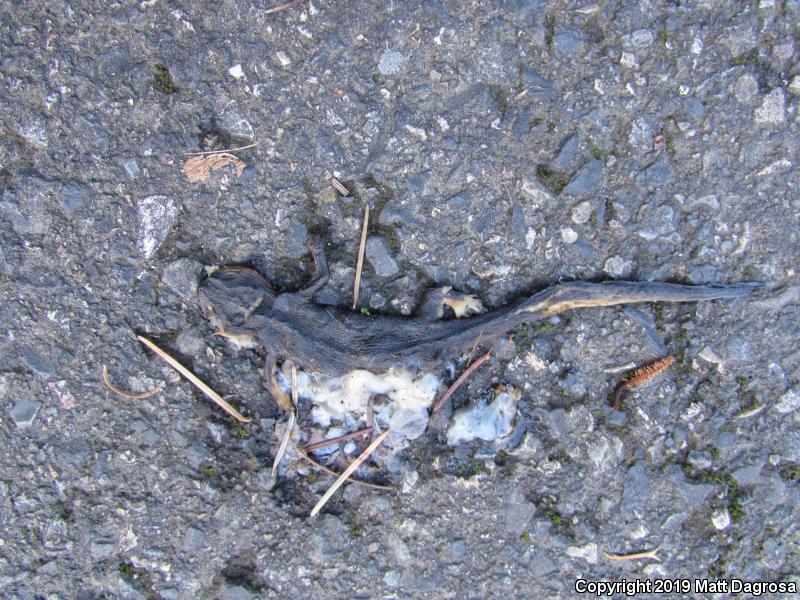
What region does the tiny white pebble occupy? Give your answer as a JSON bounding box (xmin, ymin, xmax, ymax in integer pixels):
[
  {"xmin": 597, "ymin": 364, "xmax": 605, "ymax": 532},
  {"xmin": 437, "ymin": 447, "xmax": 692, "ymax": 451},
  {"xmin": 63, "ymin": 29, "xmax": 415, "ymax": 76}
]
[
  {"xmin": 712, "ymin": 509, "xmax": 731, "ymax": 530},
  {"xmin": 228, "ymin": 64, "xmax": 244, "ymax": 79},
  {"xmin": 276, "ymin": 51, "xmax": 291, "ymax": 67},
  {"xmin": 560, "ymin": 227, "xmax": 578, "ymax": 244}
]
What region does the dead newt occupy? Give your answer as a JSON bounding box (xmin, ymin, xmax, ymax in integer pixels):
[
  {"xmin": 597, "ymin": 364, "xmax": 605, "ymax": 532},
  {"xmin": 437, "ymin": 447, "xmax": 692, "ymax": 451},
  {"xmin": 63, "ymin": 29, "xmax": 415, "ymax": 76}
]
[{"xmin": 197, "ymin": 237, "xmax": 760, "ymax": 382}]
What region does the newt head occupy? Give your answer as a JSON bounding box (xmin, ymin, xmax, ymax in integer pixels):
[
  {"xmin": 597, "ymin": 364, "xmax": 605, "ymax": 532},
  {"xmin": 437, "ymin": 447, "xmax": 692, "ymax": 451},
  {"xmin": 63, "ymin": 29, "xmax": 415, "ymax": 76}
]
[{"xmin": 197, "ymin": 266, "xmax": 275, "ymax": 348}]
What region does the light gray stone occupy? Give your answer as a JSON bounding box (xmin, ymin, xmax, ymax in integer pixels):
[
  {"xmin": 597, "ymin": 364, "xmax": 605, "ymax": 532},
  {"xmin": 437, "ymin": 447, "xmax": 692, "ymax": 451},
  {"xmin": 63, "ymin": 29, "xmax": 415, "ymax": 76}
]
[
  {"xmin": 10, "ymin": 399, "xmax": 40, "ymax": 428},
  {"xmin": 563, "ymin": 160, "xmax": 603, "ymax": 196},
  {"xmin": 365, "ymin": 236, "xmax": 399, "ymax": 277}
]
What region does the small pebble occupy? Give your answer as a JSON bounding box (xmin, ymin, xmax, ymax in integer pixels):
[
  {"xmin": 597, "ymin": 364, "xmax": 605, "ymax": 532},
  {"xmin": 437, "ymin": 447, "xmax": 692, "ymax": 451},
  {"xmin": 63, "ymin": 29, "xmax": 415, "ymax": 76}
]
[
  {"xmin": 10, "ymin": 399, "xmax": 40, "ymax": 428},
  {"xmin": 570, "ymin": 201, "xmax": 593, "ymax": 224},
  {"xmin": 378, "ymin": 50, "xmax": 404, "ymax": 75},
  {"xmin": 560, "ymin": 227, "xmax": 578, "ymax": 244},
  {"xmin": 711, "ymin": 509, "xmax": 731, "ymax": 530},
  {"xmin": 754, "ymin": 89, "xmax": 786, "ymax": 124},
  {"xmin": 604, "ymin": 256, "xmax": 631, "ymax": 278}
]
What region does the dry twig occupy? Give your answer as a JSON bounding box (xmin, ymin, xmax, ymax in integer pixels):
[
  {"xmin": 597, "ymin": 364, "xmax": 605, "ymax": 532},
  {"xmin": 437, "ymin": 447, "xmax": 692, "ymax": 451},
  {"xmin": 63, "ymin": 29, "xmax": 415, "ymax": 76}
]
[
  {"xmin": 310, "ymin": 428, "xmax": 392, "ymax": 516},
  {"xmin": 136, "ymin": 335, "xmax": 252, "ymax": 423},
  {"xmin": 603, "ymin": 547, "xmax": 661, "ymax": 562},
  {"xmin": 102, "ymin": 364, "xmax": 162, "ymax": 399},
  {"xmin": 612, "ymin": 356, "xmax": 676, "ymax": 410},
  {"xmin": 352, "ymin": 203, "xmax": 370, "ymax": 309},
  {"xmin": 432, "ymin": 348, "xmax": 493, "ymax": 413}
]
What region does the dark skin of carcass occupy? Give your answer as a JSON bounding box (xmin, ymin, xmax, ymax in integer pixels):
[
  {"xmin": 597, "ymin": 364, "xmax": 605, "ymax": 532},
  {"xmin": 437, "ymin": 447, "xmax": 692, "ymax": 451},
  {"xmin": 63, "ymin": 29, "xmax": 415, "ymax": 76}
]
[{"xmin": 197, "ymin": 238, "xmax": 760, "ymax": 381}]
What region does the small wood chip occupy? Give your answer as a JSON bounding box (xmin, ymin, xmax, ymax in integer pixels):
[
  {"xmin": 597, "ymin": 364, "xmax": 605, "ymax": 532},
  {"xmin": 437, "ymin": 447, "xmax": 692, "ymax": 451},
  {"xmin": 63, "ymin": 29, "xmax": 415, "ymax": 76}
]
[
  {"xmin": 330, "ymin": 177, "xmax": 350, "ymax": 196},
  {"xmin": 136, "ymin": 335, "xmax": 252, "ymax": 423},
  {"xmin": 310, "ymin": 428, "xmax": 391, "ymax": 517},
  {"xmin": 102, "ymin": 365, "xmax": 162, "ymax": 399},
  {"xmin": 352, "ymin": 203, "xmax": 370, "ymax": 310},
  {"xmin": 183, "ymin": 153, "xmax": 246, "ymax": 183}
]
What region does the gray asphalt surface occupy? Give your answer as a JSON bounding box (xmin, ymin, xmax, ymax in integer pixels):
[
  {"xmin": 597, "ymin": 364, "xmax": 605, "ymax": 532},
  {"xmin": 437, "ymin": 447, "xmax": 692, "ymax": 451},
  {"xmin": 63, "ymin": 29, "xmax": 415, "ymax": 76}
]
[{"xmin": 1, "ymin": 1, "xmax": 799, "ymax": 598}]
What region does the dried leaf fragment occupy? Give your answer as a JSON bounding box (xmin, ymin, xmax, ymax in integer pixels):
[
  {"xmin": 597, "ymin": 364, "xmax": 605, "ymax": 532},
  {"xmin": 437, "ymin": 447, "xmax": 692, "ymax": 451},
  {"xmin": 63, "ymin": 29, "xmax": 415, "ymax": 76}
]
[{"xmin": 183, "ymin": 153, "xmax": 246, "ymax": 183}]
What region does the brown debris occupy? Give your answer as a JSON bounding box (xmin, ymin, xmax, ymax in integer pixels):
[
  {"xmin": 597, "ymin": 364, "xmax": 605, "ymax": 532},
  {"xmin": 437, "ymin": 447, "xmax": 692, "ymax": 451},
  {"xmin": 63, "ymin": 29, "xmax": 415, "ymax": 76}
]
[
  {"xmin": 183, "ymin": 153, "xmax": 246, "ymax": 183},
  {"xmin": 102, "ymin": 365, "xmax": 162, "ymax": 399}
]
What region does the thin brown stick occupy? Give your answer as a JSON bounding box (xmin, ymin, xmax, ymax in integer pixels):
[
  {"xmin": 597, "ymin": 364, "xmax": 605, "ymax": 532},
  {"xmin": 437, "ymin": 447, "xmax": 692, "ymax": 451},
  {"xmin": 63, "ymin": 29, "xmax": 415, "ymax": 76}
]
[
  {"xmin": 432, "ymin": 348, "xmax": 493, "ymax": 413},
  {"xmin": 102, "ymin": 365, "xmax": 162, "ymax": 399},
  {"xmin": 303, "ymin": 428, "xmax": 373, "ymax": 453},
  {"xmin": 330, "ymin": 177, "xmax": 350, "ymax": 196},
  {"xmin": 136, "ymin": 335, "xmax": 252, "ymax": 423},
  {"xmin": 465, "ymin": 331, "xmax": 483, "ymax": 367},
  {"xmin": 184, "ymin": 142, "xmax": 259, "ymax": 156},
  {"xmin": 603, "ymin": 547, "xmax": 661, "ymax": 562},
  {"xmin": 265, "ymin": 0, "xmax": 302, "ymax": 14},
  {"xmin": 292, "ymin": 442, "xmax": 391, "ymax": 491},
  {"xmin": 612, "ymin": 356, "xmax": 676, "ymax": 410},
  {"xmin": 271, "ymin": 411, "xmax": 295, "ymax": 478},
  {"xmin": 310, "ymin": 428, "xmax": 392, "ymax": 516},
  {"xmin": 352, "ymin": 203, "xmax": 370, "ymax": 309}
]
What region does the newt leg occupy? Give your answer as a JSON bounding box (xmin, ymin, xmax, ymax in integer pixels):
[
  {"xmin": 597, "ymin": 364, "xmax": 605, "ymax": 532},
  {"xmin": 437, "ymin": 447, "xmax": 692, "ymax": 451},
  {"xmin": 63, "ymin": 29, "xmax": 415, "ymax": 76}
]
[
  {"xmin": 261, "ymin": 353, "xmax": 294, "ymax": 412},
  {"xmin": 298, "ymin": 235, "xmax": 330, "ymax": 297},
  {"xmin": 418, "ymin": 286, "xmax": 486, "ymax": 320}
]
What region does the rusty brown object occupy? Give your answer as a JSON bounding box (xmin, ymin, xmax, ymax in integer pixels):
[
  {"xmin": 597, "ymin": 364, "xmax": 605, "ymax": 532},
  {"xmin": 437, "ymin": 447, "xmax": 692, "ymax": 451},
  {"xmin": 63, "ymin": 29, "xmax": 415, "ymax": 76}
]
[{"xmin": 612, "ymin": 356, "xmax": 677, "ymax": 410}]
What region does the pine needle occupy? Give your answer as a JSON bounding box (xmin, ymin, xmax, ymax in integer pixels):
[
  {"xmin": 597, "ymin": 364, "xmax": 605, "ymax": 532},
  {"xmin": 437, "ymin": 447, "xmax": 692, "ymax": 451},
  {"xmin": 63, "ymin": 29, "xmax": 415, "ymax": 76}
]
[
  {"xmin": 265, "ymin": 0, "xmax": 302, "ymax": 14},
  {"xmin": 303, "ymin": 428, "xmax": 373, "ymax": 452},
  {"xmin": 310, "ymin": 428, "xmax": 391, "ymax": 517},
  {"xmin": 352, "ymin": 203, "xmax": 370, "ymax": 310},
  {"xmin": 271, "ymin": 411, "xmax": 296, "ymax": 478},
  {"xmin": 102, "ymin": 365, "xmax": 162, "ymax": 399},
  {"xmin": 136, "ymin": 335, "xmax": 252, "ymax": 423},
  {"xmin": 603, "ymin": 547, "xmax": 661, "ymax": 562},
  {"xmin": 292, "ymin": 443, "xmax": 391, "ymax": 491},
  {"xmin": 185, "ymin": 142, "xmax": 259, "ymax": 155},
  {"xmin": 432, "ymin": 348, "xmax": 492, "ymax": 413}
]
